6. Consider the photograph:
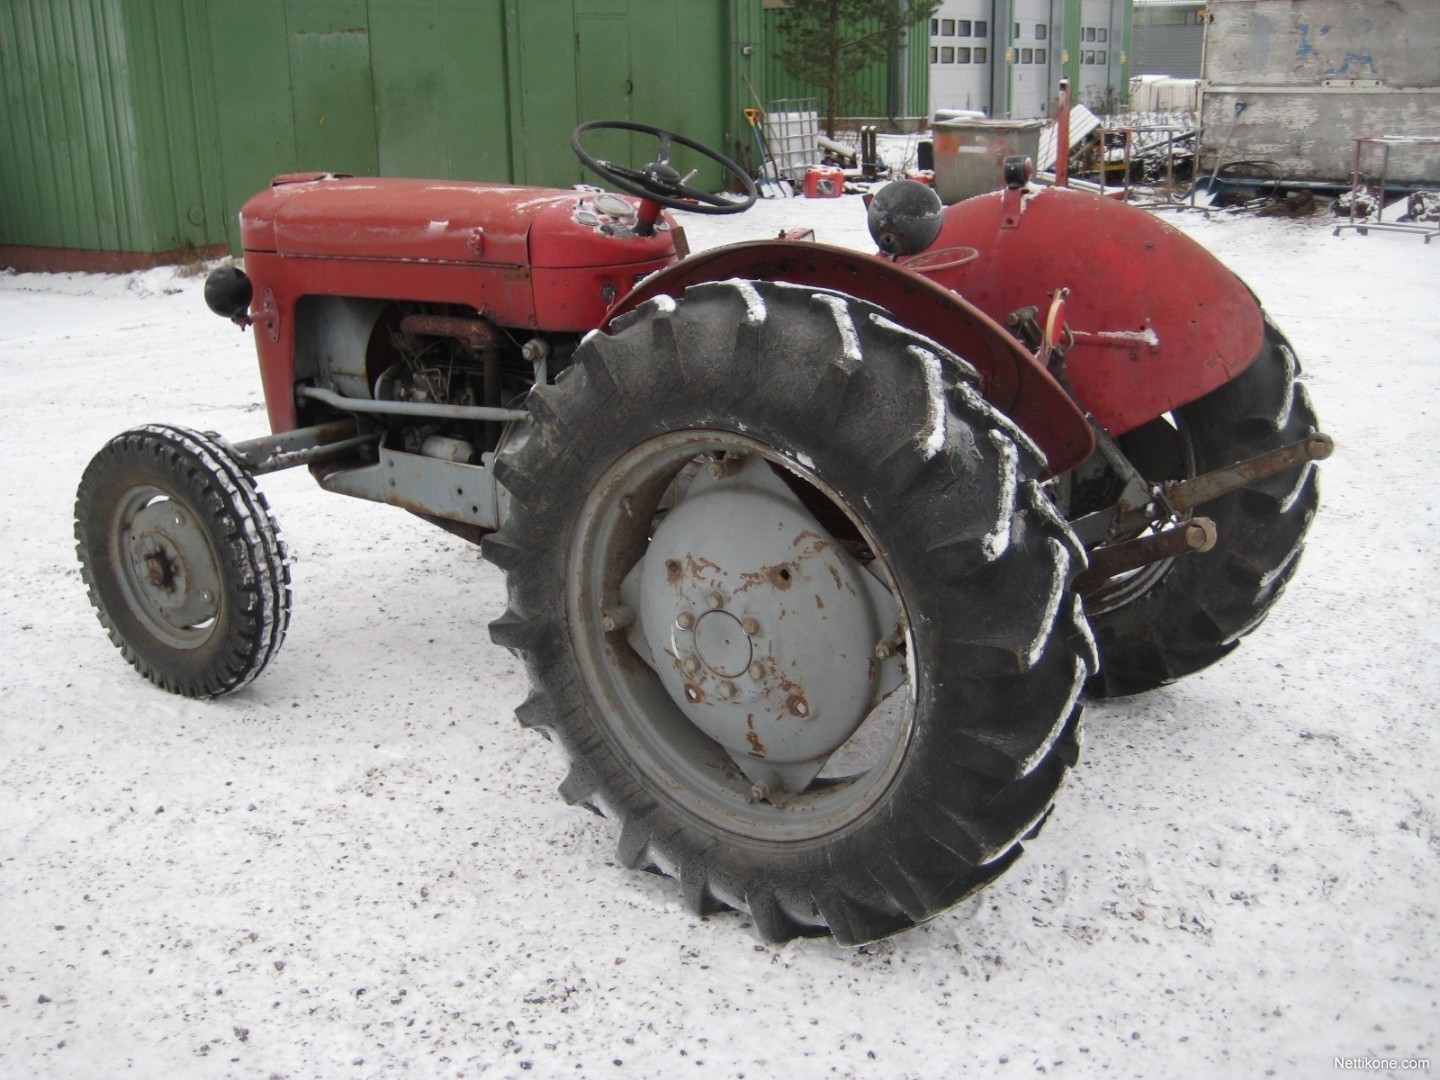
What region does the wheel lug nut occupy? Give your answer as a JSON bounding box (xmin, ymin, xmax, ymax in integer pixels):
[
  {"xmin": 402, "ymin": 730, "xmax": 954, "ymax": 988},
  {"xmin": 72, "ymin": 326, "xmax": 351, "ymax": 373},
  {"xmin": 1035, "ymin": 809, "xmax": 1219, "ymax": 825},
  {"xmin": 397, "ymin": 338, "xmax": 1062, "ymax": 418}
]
[
  {"xmin": 676, "ymin": 611, "xmax": 695, "ymax": 630},
  {"xmin": 740, "ymin": 617, "xmax": 760, "ymax": 636},
  {"xmin": 717, "ymin": 681, "xmax": 736, "ymax": 700},
  {"xmin": 747, "ymin": 770, "xmax": 783, "ymax": 804},
  {"xmin": 747, "ymin": 661, "xmax": 765, "ymax": 680},
  {"xmin": 707, "ymin": 452, "xmax": 742, "ymax": 479},
  {"xmin": 874, "ymin": 639, "xmax": 896, "ymax": 660},
  {"xmin": 706, "ymin": 592, "xmax": 724, "ymax": 610},
  {"xmin": 682, "ymin": 656, "xmax": 701, "ymax": 675},
  {"xmin": 601, "ymin": 605, "xmax": 635, "ymax": 633}
]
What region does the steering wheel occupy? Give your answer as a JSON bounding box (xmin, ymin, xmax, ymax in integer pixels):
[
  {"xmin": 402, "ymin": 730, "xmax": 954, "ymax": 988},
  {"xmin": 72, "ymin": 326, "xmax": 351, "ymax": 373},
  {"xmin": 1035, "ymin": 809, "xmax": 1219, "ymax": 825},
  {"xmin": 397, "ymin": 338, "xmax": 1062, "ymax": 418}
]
[{"xmin": 572, "ymin": 120, "xmax": 757, "ymax": 215}]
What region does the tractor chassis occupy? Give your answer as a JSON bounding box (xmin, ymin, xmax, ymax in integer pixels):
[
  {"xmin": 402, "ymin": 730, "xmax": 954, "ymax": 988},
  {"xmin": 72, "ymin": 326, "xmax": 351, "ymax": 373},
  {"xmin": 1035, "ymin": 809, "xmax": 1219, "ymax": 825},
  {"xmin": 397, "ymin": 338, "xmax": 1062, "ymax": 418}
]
[
  {"xmin": 228, "ymin": 414, "xmax": 512, "ymax": 533},
  {"xmin": 224, "ymin": 405, "xmax": 1330, "ymax": 595}
]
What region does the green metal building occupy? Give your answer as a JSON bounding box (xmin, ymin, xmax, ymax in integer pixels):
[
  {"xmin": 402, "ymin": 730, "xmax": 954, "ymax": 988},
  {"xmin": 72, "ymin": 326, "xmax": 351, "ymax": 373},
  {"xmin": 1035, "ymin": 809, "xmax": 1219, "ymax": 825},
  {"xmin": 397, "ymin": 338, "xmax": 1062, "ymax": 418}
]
[{"xmin": 0, "ymin": 0, "xmax": 930, "ymax": 270}]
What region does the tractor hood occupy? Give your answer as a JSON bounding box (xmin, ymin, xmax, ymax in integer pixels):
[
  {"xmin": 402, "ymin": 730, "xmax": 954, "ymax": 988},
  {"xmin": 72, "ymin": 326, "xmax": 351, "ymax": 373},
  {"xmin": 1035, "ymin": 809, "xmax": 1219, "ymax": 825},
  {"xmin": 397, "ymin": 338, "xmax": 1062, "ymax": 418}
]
[{"xmin": 238, "ymin": 175, "xmax": 676, "ymax": 268}]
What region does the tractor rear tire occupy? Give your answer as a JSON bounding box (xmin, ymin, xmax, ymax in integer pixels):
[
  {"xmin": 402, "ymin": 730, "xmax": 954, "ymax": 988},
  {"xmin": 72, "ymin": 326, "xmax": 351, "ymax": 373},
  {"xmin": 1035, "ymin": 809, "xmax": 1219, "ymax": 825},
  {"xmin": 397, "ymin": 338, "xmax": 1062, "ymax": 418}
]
[
  {"xmin": 1085, "ymin": 316, "xmax": 1320, "ymax": 696},
  {"xmin": 485, "ymin": 281, "xmax": 1095, "ymax": 945},
  {"xmin": 75, "ymin": 424, "xmax": 290, "ymax": 697}
]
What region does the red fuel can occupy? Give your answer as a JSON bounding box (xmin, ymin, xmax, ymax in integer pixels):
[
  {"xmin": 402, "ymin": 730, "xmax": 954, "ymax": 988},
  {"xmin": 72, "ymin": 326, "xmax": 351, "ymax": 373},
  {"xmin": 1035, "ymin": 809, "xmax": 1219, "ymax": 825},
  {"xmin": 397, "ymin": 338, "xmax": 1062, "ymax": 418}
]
[{"xmin": 803, "ymin": 166, "xmax": 845, "ymax": 198}]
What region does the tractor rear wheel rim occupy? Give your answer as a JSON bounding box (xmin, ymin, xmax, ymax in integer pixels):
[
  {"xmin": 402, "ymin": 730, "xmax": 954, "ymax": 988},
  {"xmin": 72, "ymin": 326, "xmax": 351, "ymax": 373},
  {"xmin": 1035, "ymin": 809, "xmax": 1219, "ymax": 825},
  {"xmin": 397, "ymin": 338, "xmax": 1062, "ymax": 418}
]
[
  {"xmin": 566, "ymin": 430, "xmax": 914, "ymax": 843},
  {"xmin": 1083, "ymin": 412, "xmax": 1198, "ymax": 617}
]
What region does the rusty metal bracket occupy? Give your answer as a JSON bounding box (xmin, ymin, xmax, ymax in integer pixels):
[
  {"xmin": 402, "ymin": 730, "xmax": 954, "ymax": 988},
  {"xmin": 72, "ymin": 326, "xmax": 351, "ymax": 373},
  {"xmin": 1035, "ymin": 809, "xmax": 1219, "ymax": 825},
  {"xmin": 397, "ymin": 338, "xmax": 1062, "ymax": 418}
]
[
  {"xmin": 1166, "ymin": 433, "xmax": 1333, "ymax": 513},
  {"xmin": 1074, "ymin": 518, "xmax": 1217, "ymax": 595},
  {"xmin": 1071, "ymin": 430, "xmax": 1334, "ymax": 547},
  {"xmin": 1004, "ymin": 306, "xmax": 1043, "ymax": 350}
]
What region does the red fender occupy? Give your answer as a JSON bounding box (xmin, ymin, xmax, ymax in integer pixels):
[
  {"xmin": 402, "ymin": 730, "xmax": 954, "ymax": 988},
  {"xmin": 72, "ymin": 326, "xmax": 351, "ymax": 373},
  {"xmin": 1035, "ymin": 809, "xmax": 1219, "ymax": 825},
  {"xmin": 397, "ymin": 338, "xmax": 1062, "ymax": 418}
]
[
  {"xmin": 923, "ymin": 186, "xmax": 1265, "ymax": 437},
  {"xmin": 606, "ymin": 241, "xmax": 1095, "ymax": 474}
]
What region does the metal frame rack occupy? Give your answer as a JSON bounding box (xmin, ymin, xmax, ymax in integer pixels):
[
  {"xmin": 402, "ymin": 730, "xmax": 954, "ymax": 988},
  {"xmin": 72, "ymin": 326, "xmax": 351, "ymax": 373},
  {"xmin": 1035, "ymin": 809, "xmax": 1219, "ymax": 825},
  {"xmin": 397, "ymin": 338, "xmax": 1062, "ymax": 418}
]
[{"xmin": 1333, "ymin": 135, "xmax": 1440, "ymax": 243}]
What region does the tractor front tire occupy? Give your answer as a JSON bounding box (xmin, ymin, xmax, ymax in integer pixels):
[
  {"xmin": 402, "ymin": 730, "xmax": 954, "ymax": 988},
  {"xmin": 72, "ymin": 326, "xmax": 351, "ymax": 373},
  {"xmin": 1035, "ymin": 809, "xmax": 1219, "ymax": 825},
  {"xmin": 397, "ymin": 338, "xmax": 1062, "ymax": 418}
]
[
  {"xmin": 75, "ymin": 424, "xmax": 290, "ymax": 697},
  {"xmin": 485, "ymin": 281, "xmax": 1095, "ymax": 945},
  {"xmin": 1085, "ymin": 316, "xmax": 1320, "ymax": 696}
]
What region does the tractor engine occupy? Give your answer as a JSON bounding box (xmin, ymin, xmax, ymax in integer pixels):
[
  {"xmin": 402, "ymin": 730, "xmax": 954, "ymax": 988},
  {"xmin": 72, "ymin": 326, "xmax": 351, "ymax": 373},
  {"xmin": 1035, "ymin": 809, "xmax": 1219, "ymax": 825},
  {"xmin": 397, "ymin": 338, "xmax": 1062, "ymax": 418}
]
[{"xmin": 359, "ymin": 304, "xmax": 578, "ymax": 460}]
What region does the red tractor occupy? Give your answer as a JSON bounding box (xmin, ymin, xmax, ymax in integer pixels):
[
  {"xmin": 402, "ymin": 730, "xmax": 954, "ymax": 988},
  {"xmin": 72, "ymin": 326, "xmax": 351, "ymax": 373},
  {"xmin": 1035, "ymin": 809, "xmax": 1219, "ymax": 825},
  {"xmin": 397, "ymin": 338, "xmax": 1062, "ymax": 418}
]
[{"xmin": 75, "ymin": 123, "xmax": 1328, "ymax": 945}]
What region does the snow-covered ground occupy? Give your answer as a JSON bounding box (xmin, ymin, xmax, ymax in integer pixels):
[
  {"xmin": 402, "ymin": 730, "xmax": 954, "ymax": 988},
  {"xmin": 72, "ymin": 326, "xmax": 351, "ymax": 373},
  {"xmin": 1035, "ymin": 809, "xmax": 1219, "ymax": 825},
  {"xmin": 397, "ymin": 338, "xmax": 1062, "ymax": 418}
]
[{"xmin": 1, "ymin": 189, "xmax": 1436, "ymax": 1080}]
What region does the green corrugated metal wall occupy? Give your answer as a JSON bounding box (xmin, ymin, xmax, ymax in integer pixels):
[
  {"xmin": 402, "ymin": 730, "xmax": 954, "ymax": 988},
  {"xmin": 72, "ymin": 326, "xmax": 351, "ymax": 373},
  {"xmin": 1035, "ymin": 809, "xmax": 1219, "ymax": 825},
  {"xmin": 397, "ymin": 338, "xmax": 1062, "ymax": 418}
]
[
  {"xmin": 0, "ymin": 0, "xmax": 225, "ymax": 261},
  {"xmin": 507, "ymin": 0, "xmax": 730, "ymax": 191},
  {"xmin": 204, "ymin": 0, "xmax": 515, "ymax": 251},
  {"xmin": 0, "ymin": 0, "xmax": 930, "ymax": 264}
]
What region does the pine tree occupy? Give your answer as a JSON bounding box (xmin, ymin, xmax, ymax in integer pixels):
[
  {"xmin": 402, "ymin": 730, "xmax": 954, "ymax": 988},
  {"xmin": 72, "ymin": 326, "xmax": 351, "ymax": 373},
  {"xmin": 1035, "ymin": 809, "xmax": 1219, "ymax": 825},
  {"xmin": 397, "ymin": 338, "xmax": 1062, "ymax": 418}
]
[{"xmin": 776, "ymin": 0, "xmax": 941, "ymax": 136}]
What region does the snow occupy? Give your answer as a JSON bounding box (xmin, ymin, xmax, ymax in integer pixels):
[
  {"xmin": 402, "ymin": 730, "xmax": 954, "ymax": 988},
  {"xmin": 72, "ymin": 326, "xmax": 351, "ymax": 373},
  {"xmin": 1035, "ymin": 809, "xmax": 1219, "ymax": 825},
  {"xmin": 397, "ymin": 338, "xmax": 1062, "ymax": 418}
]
[
  {"xmin": 983, "ymin": 431, "xmax": 1020, "ymax": 561},
  {"xmin": 954, "ymin": 378, "xmax": 1047, "ymax": 466},
  {"xmin": 1017, "ymin": 656, "xmax": 1088, "ymax": 778},
  {"xmin": 1090, "ymin": 327, "xmax": 1161, "ymax": 348},
  {"xmin": 3, "ymin": 191, "xmax": 1439, "ymax": 1079},
  {"xmin": 1028, "ymin": 540, "xmax": 1072, "ymax": 671},
  {"xmin": 727, "ymin": 278, "xmax": 767, "ymax": 327},
  {"xmin": 809, "ymin": 292, "xmax": 863, "ymax": 372},
  {"xmin": 1070, "ymin": 593, "xmax": 1101, "ymax": 675},
  {"xmin": 903, "ymin": 343, "xmax": 948, "ymax": 460}
]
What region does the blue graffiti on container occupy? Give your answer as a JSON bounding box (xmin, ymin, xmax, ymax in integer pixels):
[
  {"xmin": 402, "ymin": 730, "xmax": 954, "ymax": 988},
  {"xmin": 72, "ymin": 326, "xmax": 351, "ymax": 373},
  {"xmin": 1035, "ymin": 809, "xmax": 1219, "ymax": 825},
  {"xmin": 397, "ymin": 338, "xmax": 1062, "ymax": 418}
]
[
  {"xmin": 1328, "ymin": 53, "xmax": 1379, "ymax": 76},
  {"xmin": 1296, "ymin": 24, "xmax": 1318, "ymax": 60}
]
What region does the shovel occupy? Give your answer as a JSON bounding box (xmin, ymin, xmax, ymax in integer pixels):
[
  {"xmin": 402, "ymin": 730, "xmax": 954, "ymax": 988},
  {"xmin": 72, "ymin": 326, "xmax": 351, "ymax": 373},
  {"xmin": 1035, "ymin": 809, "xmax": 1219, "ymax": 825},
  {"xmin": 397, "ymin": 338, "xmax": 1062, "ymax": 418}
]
[
  {"xmin": 1193, "ymin": 101, "xmax": 1248, "ymax": 208},
  {"xmin": 745, "ymin": 108, "xmax": 791, "ymax": 198}
]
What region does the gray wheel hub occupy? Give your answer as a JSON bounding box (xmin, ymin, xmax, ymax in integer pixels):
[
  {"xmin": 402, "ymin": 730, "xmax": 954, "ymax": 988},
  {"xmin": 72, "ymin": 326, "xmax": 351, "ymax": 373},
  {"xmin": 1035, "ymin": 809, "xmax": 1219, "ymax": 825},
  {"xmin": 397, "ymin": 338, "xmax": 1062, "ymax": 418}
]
[
  {"xmin": 622, "ymin": 454, "xmax": 903, "ymax": 795},
  {"xmin": 116, "ymin": 488, "xmax": 223, "ymax": 646}
]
